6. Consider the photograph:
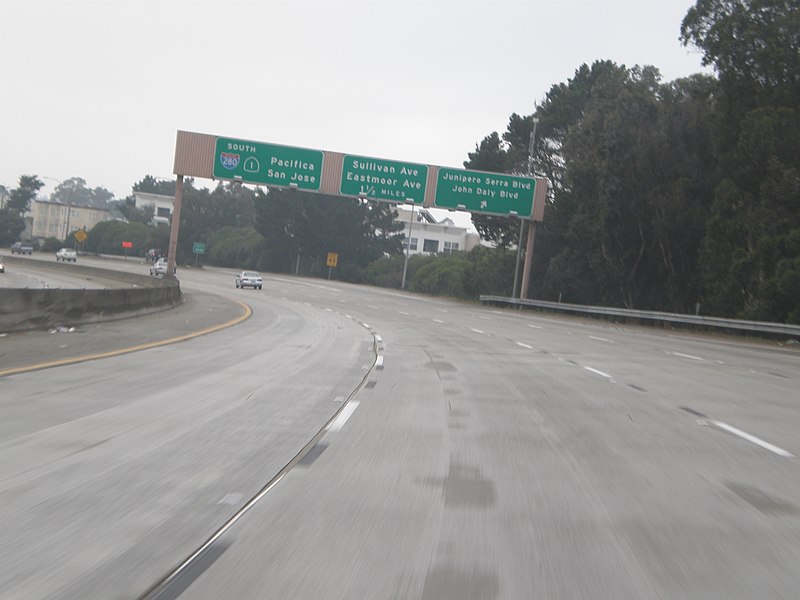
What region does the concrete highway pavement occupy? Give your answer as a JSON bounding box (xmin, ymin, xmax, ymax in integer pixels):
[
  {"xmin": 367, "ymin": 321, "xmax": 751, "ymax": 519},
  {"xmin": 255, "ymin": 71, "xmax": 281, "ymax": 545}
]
[
  {"xmin": 1, "ymin": 261, "xmax": 799, "ymax": 599},
  {"xmin": 0, "ymin": 267, "xmax": 376, "ymax": 599},
  {"xmin": 158, "ymin": 277, "xmax": 800, "ymax": 600}
]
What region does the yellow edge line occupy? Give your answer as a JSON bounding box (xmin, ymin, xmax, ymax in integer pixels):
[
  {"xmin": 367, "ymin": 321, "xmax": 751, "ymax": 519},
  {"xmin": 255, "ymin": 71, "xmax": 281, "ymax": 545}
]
[{"xmin": 0, "ymin": 299, "xmax": 253, "ymax": 378}]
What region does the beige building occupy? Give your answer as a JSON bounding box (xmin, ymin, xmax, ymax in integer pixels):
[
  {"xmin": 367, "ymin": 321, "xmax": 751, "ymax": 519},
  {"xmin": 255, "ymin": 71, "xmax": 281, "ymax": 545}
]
[{"xmin": 32, "ymin": 199, "xmax": 113, "ymax": 241}]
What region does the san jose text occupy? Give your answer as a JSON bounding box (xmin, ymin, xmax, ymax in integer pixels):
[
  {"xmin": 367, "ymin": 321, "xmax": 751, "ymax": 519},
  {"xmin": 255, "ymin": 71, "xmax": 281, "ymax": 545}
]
[{"xmin": 265, "ymin": 156, "xmax": 318, "ymax": 184}]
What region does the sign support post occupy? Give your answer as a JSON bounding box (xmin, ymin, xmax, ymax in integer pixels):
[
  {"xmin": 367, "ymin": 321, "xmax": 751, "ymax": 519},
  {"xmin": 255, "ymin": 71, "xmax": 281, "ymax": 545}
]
[
  {"xmin": 519, "ymin": 117, "xmax": 539, "ymax": 299},
  {"xmin": 401, "ymin": 201, "xmax": 415, "ymax": 290},
  {"xmin": 166, "ymin": 175, "xmax": 184, "ymax": 279},
  {"xmin": 512, "ymin": 218, "xmax": 525, "ymax": 298},
  {"xmin": 520, "ymin": 221, "xmax": 537, "ymax": 299}
]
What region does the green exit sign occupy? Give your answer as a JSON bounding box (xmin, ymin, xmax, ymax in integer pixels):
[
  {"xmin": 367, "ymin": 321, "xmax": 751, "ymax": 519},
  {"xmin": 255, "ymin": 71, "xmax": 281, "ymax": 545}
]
[
  {"xmin": 434, "ymin": 167, "xmax": 536, "ymax": 217},
  {"xmin": 340, "ymin": 155, "xmax": 426, "ymax": 203},
  {"xmin": 213, "ymin": 137, "xmax": 323, "ymax": 190},
  {"xmin": 192, "ymin": 242, "xmax": 205, "ymax": 254}
]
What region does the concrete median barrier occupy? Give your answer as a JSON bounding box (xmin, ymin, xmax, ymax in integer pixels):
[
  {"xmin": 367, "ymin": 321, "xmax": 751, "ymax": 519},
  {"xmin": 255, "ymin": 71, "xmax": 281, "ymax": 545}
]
[{"xmin": 0, "ymin": 256, "xmax": 183, "ymax": 332}]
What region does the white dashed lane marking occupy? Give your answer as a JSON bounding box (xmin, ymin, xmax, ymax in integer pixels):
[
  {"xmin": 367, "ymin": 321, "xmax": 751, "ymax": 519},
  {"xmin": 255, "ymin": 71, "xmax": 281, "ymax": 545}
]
[
  {"xmin": 327, "ymin": 401, "xmax": 360, "ymax": 432},
  {"xmin": 702, "ymin": 420, "xmax": 794, "ymax": 458},
  {"xmin": 583, "ymin": 366, "xmax": 614, "ymax": 380},
  {"xmin": 669, "ymin": 351, "xmax": 704, "ymax": 361}
]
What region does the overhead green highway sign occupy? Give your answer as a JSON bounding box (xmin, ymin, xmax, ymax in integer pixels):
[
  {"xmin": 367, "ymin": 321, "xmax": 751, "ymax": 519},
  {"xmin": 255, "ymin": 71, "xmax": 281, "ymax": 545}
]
[
  {"xmin": 213, "ymin": 137, "xmax": 323, "ymax": 191},
  {"xmin": 340, "ymin": 155, "xmax": 426, "ymax": 204},
  {"xmin": 434, "ymin": 167, "xmax": 536, "ymax": 217}
]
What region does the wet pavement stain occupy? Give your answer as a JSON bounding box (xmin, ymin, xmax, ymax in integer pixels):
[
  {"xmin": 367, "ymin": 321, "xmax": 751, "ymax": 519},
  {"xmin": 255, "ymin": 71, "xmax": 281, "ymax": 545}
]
[
  {"xmin": 726, "ymin": 482, "xmax": 799, "ymax": 515},
  {"xmin": 427, "ymin": 361, "xmax": 457, "ymax": 372},
  {"xmin": 443, "ymin": 462, "xmax": 496, "ymax": 509},
  {"xmin": 421, "ymin": 564, "xmax": 499, "ymax": 600},
  {"xmin": 297, "ymin": 443, "xmax": 328, "ymax": 467}
]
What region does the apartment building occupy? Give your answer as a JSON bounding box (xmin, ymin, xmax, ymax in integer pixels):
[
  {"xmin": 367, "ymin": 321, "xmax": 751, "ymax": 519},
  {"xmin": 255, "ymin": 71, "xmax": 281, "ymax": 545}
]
[{"xmin": 31, "ymin": 199, "xmax": 113, "ymax": 241}]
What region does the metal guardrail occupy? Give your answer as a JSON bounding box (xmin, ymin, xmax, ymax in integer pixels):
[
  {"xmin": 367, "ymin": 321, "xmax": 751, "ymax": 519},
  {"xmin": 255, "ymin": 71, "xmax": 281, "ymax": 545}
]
[{"xmin": 479, "ymin": 295, "xmax": 800, "ymax": 340}]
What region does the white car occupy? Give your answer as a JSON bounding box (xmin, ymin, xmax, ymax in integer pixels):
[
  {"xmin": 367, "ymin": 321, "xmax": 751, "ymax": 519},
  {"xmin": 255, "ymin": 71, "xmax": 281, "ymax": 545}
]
[
  {"xmin": 149, "ymin": 258, "xmax": 175, "ymax": 276},
  {"xmin": 55, "ymin": 248, "xmax": 77, "ymax": 262},
  {"xmin": 235, "ymin": 271, "xmax": 263, "ymax": 289}
]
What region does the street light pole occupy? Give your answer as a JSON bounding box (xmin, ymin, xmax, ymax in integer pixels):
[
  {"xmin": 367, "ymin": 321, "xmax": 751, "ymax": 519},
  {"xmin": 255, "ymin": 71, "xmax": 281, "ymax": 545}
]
[
  {"xmin": 64, "ymin": 200, "xmax": 72, "ymax": 242},
  {"xmin": 512, "ymin": 117, "xmax": 539, "ymax": 299}
]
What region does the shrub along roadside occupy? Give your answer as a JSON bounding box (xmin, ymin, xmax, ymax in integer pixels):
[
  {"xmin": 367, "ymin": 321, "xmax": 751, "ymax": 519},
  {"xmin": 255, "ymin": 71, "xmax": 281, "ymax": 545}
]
[{"xmin": 361, "ymin": 246, "xmax": 516, "ymax": 300}]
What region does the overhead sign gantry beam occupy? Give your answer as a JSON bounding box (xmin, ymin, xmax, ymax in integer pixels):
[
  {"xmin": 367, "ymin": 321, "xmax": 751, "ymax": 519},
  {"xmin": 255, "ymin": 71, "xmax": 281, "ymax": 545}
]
[{"xmin": 173, "ymin": 130, "xmax": 547, "ymax": 220}]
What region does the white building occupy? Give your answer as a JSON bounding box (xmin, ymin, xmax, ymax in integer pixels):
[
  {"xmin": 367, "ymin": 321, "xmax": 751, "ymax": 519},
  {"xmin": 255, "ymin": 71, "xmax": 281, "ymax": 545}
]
[
  {"xmin": 395, "ymin": 206, "xmax": 480, "ymax": 255},
  {"xmin": 134, "ymin": 191, "xmax": 174, "ymax": 222}
]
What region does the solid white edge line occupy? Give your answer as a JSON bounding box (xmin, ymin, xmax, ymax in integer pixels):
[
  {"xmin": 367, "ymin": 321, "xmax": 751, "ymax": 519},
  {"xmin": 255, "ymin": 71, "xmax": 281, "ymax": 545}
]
[
  {"xmin": 327, "ymin": 401, "xmax": 360, "ymax": 432},
  {"xmin": 583, "ymin": 366, "xmax": 613, "ymax": 379},
  {"xmin": 711, "ymin": 421, "xmax": 794, "ymax": 458}
]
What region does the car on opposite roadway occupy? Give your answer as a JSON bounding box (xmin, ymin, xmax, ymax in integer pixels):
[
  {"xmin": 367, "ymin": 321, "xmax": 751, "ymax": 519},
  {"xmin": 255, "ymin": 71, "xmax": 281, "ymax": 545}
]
[
  {"xmin": 150, "ymin": 258, "xmax": 175, "ymax": 277},
  {"xmin": 11, "ymin": 242, "xmax": 33, "ymax": 255},
  {"xmin": 235, "ymin": 271, "xmax": 262, "ymax": 290},
  {"xmin": 0, "ymin": 259, "xmax": 4, "ymax": 273},
  {"xmin": 55, "ymin": 248, "xmax": 78, "ymax": 262}
]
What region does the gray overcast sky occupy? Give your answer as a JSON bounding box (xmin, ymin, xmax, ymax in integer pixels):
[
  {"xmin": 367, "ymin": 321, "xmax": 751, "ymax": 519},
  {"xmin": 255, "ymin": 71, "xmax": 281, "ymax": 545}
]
[{"xmin": 1, "ymin": 0, "xmax": 709, "ymax": 199}]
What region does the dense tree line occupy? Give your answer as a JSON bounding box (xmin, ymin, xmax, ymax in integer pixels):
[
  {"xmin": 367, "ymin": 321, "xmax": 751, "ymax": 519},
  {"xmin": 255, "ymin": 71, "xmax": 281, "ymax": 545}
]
[{"xmin": 465, "ymin": 0, "xmax": 799, "ymax": 322}]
